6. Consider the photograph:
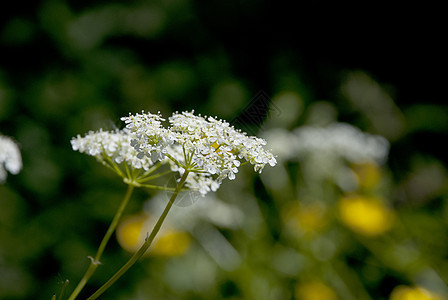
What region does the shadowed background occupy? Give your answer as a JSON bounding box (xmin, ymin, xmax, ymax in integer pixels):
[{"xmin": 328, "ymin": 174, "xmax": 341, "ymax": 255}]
[{"xmin": 1, "ymin": 1, "xmax": 447, "ymax": 299}]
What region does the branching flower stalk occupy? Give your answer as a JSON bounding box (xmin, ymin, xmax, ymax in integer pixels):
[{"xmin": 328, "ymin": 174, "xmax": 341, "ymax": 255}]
[
  {"xmin": 86, "ymin": 170, "xmax": 190, "ymax": 300},
  {"xmin": 66, "ymin": 110, "xmax": 277, "ymax": 299},
  {"xmin": 67, "ymin": 184, "xmax": 134, "ymax": 300}
]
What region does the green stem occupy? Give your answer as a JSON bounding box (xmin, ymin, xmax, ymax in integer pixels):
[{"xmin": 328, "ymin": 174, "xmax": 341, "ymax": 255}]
[
  {"xmin": 67, "ymin": 184, "xmax": 135, "ymax": 300},
  {"xmin": 59, "ymin": 279, "xmax": 70, "ymax": 300},
  {"xmin": 140, "ymin": 162, "xmax": 163, "ymax": 177},
  {"xmin": 86, "ymin": 171, "xmax": 190, "ymax": 300},
  {"xmin": 137, "ymin": 169, "xmax": 173, "ymax": 182},
  {"xmin": 103, "ymin": 155, "xmax": 126, "ymax": 178},
  {"xmin": 138, "ymin": 183, "xmax": 188, "ymax": 192},
  {"xmin": 165, "ymin": 153, "xmax": 184, "ymax": 169},
  {"xmin": 123, "ymin": 160, "xmax": 132, "ymax": 179}
]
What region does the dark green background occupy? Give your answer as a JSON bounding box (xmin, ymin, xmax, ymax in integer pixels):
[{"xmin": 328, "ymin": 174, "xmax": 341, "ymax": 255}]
[{"xmin": 1, "ymin": 1, "xmax": 446, "ymax": 299}]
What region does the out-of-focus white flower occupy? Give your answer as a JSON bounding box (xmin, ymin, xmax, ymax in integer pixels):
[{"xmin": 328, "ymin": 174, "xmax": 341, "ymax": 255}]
[
  {"xmin": 293, "ymin": 123, "xmax": 389, "ymax": 165},
  {"xmin": 261, "ymin": 128, "xmax": 301, "ymax": 162},
  {"xmin": 0, "ymin": 134, "xmax": 22, "ymax": 183},
  {"xmin": 263, "ymin": 123, "xmax": 389, "ymax": 192},
  {"xmin": 264, "ymin": 123, "xmax": 389, "ymax": 165},
  {"xmin": 144, "ymin": 192, "xmax": 245, "ymax": 269},
  {"xmin": 124, "ymin": 110, "xmax": 277, "ymax": 183}
]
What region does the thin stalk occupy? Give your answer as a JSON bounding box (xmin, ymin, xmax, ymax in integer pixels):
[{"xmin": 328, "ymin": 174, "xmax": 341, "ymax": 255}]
[
  {"xmin": 86, "ymin": 171, "xmax": 190, "ymax": 300},
  {"xmin": 67, "ymin": 184, "xmax": 135, "ymax": 300},
  {"xmin": 140, "ymin": 162, "xmax": 163, "ymax": 177},
  {"xmin": 165, "ymin": 153, "xmax": 184, "ymax": 169},
  {"xmin": 100, "ymin": 161, "xmax": 120, "ymax": 176},
  {"xmin": 59, "ymin": 279, "xmax": 70, "ymax": 300},
  {"xmin": 138, "ymin": 183, "xmax": 188, "ymax": 192},
  {"xmin": 137, "ymin": 169, "xmax": 173, "ymax": 183},
  {"xmin": 123, "ymin": 161, "xmax": 132, "ymax": 180},
  {"xmin": 103, "ymin": 156, "xmax": 125, "ymax": 178},
  {"xmin": 131, "ymin": 164, "xmax": 139, "ymax": 179},
  {"xmin": 182, "ymin": 144, "xmax": 188, "ymax": 165}
]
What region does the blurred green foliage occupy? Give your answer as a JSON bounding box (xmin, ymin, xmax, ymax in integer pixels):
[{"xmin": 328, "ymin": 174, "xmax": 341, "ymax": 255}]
[{"xmin": 1, "ymin": 1, "xmax": 447, "ymax": 299}]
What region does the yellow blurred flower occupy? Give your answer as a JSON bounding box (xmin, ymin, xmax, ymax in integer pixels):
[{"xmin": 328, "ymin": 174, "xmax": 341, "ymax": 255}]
[
  {"xmin": 352, "ymin": 161, "xmax": 382, "ymax": 191},
  {"xmin": 150, "ymin": 229, "xmax": 191, "ymax": 256},
  {"xmin": 390, "ymin": 285, "xmax": 443, "ymax": 300},
  {"xmin": 338, "ymin": 195, "xmax": 394, "ymax": 236},
  {"xmin": 282, "ymin": 201, "xmax": 328, "ymax": 236},
  {"xmin": 116, "ymin": 214, "xmax": 146, "ymax": 253},
  {"xmin": 295, "ymin": 280, "xmax": 338, "ymax": 300},
  {"xmin": 116, "ymin": 214, "xmax": 190, "ymax": 256}
]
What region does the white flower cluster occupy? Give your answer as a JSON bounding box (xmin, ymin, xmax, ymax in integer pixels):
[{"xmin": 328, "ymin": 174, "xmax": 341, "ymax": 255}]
[
  {"xmin": 72, "ymin": 110, "xmax": 276, "ymax": 196},
  {"xmin": 0, "ymin": 134, "xmax": 22, "ymax": 183},
  {"xmin": 71, "ymin": 129, "xmax": 155, "ymax": 170},
  {"xmin": 121, "ymin": 111, "xmax": 175, "ymax": 162},
  {"xmin": 164, "ymin": 143, "xmax": 222, "ymax": 196},
  {"xmin": 184, "ymin": 172, "xmax": 221, "ymax": 196},
  {"xmin": 123, "ymin": 110, "xmax": 277, "ymax": 182}
]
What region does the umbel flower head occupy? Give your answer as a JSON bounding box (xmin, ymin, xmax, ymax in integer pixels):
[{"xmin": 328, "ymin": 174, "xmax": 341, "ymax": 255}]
[
  {"xmin": 72, "ymin": 110, "xmax": 277, "ymax": 196},
  {"xmin": 71, "ymin": 128, "xmax": 178, "ymax": 191},
  {"xmin": 122, "ymin": 110, "xmax": 277, "ymax": 182},
  {"xmin": 71, "ymin": 128, "xmax": 156, "ymax": 171},
  {"xmin": 120, "ymin": 111, "xmax": 175, "ymax": 162},
  {"xmin": 0, "ymin": 134, "xmax": 22, "ymax": 183}
]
